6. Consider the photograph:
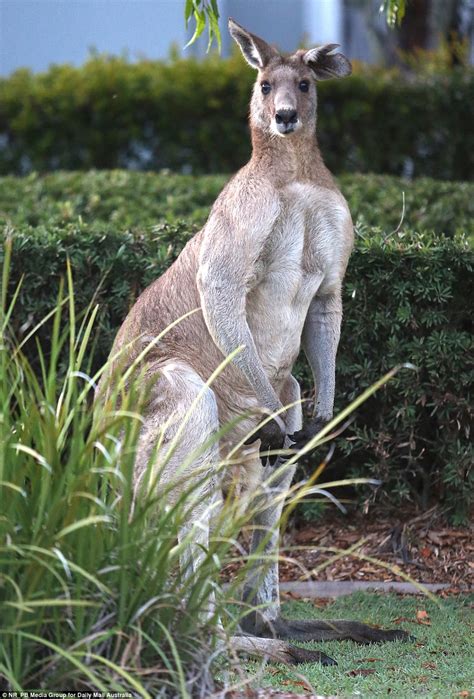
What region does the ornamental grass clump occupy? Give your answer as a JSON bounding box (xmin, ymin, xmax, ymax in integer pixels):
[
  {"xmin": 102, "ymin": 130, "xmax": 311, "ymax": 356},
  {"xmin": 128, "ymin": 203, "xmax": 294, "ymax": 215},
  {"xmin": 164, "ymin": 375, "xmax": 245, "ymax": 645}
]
[{"xmin": 0, "ymin": 248, "xmax": 241, "ymax": 694}]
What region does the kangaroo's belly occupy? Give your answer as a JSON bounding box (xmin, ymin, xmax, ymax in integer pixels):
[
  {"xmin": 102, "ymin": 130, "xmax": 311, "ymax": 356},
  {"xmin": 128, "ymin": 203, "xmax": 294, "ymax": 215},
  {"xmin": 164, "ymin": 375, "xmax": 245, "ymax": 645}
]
[
  {"xmin": 247, "ymin": 270, "xmax": 323, "ymax": 385},
  {"xmin": 246, "ymin": 182, "xmax": 351, "ymax": 386}
]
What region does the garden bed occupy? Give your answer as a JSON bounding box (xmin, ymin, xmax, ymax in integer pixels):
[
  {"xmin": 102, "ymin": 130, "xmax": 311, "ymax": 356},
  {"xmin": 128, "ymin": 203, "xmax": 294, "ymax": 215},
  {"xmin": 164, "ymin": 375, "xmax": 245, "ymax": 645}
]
[
  {"xmin": 222, "ymin": 507, "xmax": 473, "ymax": 593},
  {"xmin": 280, "ymin": 507, "xmax": 473, "ymax": 590}
]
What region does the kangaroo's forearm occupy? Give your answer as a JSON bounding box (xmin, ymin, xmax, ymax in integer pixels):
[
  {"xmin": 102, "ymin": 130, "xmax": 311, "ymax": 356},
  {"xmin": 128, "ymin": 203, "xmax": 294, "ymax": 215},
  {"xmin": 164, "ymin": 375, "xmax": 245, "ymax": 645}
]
[
  {"xmin": 198, "ymin": 284, "xmax": 282, "ymax": 414},
  {"xmin": 302, "ymin": 294, "xmax": 342, "ymax": 421}
]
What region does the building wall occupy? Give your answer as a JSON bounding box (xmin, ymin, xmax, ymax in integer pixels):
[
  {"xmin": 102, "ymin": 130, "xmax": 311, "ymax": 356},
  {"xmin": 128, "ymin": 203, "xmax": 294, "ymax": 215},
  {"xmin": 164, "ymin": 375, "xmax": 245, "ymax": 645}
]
[
  {"xmin": 1, "ymin": 0, "xmax": 344, "ymax": 75},
  {"xmin": 188, "ymin": 0, "xmax": 343, "ymax": 57},
  {"xmin": 0, "ymin": 0, "xmax": 187, "ymax": 75}
]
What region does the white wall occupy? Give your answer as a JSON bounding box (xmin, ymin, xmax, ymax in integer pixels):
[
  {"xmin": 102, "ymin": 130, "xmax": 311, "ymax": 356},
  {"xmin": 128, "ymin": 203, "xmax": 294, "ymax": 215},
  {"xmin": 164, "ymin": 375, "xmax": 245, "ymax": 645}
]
[
  {"xmin": 304, "ymin": 0, "xmax": 342, "ymax": 45},
  {"xmin": 0, "ymin": 0, "xmax": 186, "ymax": 75}
]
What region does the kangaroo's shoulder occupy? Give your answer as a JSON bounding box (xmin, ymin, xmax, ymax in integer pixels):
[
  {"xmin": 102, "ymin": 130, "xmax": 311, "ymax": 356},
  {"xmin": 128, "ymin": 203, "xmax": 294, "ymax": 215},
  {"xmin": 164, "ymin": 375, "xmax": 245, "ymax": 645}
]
[{"xmin": 203, "ymin": 165, "xmax": 281, "ymax": 242}]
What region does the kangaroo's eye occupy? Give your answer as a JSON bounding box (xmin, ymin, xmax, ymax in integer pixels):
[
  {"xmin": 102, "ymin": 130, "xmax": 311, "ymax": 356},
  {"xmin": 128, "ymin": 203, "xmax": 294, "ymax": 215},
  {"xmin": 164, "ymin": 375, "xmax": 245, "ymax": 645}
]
[
  {"xmin": 261, "ymin": 82, "xmax": 271, "ymax": 95},
  {"xmin": 299, "ymin": 80, "xmax": 310, "ymax": 92}
]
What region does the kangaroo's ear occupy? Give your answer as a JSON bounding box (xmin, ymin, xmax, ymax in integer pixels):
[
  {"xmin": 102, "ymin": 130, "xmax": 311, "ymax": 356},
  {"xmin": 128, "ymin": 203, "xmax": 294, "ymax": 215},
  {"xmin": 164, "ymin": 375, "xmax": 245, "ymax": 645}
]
[
  {"xmin": 228, "ymin": 18, "xmax": 277, "ymax": 69},
  {"xmin": 303, "ymin": 44, "xmax": 352, "ymax": 80}
]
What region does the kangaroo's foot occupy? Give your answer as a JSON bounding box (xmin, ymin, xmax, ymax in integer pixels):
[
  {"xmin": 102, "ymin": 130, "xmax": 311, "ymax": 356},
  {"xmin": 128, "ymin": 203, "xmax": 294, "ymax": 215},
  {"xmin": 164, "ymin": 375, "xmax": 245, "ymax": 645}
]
[
  {"xmin": 271, "ymin": 617, "xmax": 413, "ymax": 644},
  {"xmin": 230, "ymin": 635, "xmax": 337, "ymax": 666},
  {"xmin": 288, "ymin": 645, "xmax": 337, "ymax": 666}
]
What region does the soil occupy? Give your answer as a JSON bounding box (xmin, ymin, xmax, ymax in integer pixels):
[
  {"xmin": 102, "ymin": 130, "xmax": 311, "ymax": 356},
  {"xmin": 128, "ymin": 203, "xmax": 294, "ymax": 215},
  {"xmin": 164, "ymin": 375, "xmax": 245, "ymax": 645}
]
[
  {"xmin": 222, "ymin": 506, "xmax": 473, "ymax": 594},
  {"xmin": 279, "ymin": 507, "xmax": 473, "ymax": 592}
]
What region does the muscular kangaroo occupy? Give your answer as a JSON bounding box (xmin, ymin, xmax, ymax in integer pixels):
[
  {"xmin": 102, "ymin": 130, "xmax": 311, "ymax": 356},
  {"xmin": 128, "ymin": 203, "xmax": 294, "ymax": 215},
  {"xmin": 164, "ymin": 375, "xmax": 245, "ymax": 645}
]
[{"xmin": 102, "ymin": 19, "xmax": 410, "ymax": 665}]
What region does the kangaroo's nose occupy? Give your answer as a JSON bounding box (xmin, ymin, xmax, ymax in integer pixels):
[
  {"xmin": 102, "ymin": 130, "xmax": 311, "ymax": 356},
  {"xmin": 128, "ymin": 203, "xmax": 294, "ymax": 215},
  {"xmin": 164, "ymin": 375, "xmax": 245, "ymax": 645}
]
[{"xmin": 275, "ymin": 109, "xmax": 298, "ymax": 125}]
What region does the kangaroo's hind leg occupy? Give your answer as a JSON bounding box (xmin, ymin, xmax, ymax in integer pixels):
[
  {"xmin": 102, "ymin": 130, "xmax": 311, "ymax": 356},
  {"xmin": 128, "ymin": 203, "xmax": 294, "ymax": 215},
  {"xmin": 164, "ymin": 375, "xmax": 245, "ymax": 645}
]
[
  {"xmin": 133, "ymin": 361, "xmax": 221, "ymax": 587},
  {"xmin": 240, "ymin": 374, "xmax": 301, "ymax": 636},
  {"xmin": 132, "ymin": 364, "xmax": 341, "ymax": 666}
]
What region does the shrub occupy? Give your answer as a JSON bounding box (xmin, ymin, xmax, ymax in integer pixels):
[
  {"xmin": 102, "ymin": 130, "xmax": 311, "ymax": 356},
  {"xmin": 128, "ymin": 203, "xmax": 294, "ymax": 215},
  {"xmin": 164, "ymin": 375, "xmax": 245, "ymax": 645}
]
[
  {"xmin": 0, "ymin": 55, "xmax": 473, "ymax": 179},
  {"xmin": 2, "ymin": 203, "xmax": 472, "ymax": 520},
  {"xmin": 338, "ymin": 173, "xmax": 474, "ymax": 239},
  {"xmin": 1, "ymin": 170, "xmax": 473, "ymax": 237}
]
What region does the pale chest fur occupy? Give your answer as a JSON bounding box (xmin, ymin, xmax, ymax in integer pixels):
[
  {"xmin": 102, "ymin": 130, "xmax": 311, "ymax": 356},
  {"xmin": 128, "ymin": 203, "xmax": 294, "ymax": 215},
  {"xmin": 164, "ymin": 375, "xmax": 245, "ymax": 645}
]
[{"xmin": 246, "ymin": 182, "xmax": 352, "ymax": 382}]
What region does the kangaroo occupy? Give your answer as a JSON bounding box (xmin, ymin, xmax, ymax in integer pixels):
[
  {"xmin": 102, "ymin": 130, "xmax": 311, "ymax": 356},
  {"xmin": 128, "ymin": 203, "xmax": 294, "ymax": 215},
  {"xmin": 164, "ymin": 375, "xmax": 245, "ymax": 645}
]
[{"xmin": 102, "ymin": 18, "xmax": 410, "ymax": 666}]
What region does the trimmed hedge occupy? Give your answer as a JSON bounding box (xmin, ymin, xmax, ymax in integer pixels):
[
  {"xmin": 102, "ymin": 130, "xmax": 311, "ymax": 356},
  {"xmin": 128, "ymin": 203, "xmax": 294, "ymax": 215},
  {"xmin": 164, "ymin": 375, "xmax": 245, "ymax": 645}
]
[
  {"xmin": 330, "ymin": 230, "xmax": 472, "ymax": 522},
  {"xmin": 2, "ymin": 180, "xmax": 472, "ymax": 520},
  {"xmin": 1, "ymin": 55, "xmax": 473, "ymax": 179},
  {"xmin": 1, "ymin": 170, "xmax": 473, "ymax": 237}
]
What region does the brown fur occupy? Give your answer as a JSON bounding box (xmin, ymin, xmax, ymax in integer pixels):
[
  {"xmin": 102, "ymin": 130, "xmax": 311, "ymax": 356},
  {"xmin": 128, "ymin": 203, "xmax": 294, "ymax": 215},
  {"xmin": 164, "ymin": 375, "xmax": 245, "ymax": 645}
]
[{"xmin": 100, "ymin": 18, "xmax": 411, "ymax": 666}]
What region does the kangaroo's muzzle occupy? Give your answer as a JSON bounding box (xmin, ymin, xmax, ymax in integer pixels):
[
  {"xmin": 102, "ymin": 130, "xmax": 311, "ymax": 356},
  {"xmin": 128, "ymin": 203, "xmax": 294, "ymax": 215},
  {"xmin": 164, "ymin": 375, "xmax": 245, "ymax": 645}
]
[{"xmin": 275, "ymin": 109, "xmax": 298, "ymax": 134}]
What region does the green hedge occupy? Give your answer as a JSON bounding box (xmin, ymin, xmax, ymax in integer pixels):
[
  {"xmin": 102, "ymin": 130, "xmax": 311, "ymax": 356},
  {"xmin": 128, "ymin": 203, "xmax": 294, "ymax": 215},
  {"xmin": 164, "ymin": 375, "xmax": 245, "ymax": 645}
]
[
  {"xmin": 328, "ymin": 230, "xmax": 472, "ymax": 522},
  {"xmin": 1, "ymin": 170, "xmax": 473, "ymax": 237},
  {"xmin": 2, "ymin": 188, "xmax": 472, "ymax": 521},
  {"xmin": 1, "ymin": 56, "xmax": 473, "ymax": 179}
]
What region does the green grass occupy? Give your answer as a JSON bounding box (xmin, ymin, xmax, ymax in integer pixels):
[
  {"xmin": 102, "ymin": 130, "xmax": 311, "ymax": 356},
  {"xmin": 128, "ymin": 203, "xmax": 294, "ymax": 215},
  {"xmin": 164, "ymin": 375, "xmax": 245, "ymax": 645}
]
[{"xmin": 254, "ymin": 593, "xmax": 473, "ymax": 698}]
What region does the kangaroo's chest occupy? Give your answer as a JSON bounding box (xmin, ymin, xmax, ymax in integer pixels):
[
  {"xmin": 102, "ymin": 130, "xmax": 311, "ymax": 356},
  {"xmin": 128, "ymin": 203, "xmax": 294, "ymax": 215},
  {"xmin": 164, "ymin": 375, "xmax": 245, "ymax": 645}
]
[{"xmin": 250, "ymin": 182, "xmax": 350, "ymax": 298}]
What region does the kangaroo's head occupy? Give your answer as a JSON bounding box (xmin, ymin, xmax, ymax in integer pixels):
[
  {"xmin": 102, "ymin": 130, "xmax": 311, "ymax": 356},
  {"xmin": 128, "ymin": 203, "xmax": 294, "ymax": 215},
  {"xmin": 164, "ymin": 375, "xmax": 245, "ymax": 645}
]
[{"xmin": 229, "ymin": 18, "xmax": 352, "ymax": 138}]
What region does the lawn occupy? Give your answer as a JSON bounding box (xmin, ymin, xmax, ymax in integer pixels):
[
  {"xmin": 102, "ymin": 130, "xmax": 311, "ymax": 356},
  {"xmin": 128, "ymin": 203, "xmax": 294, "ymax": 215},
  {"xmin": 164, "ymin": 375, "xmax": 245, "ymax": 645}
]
[{"xmin": 248, "ymin": 593, "xmax": 473, "ymax": 698}]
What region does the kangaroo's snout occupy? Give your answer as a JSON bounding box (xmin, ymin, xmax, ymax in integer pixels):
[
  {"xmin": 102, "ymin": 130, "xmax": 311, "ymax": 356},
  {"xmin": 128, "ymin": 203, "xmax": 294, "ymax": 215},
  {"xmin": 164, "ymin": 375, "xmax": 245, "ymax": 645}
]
[{"xmin": 275, "ymin": 109, "xmax": 298, "ymax": 134}]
